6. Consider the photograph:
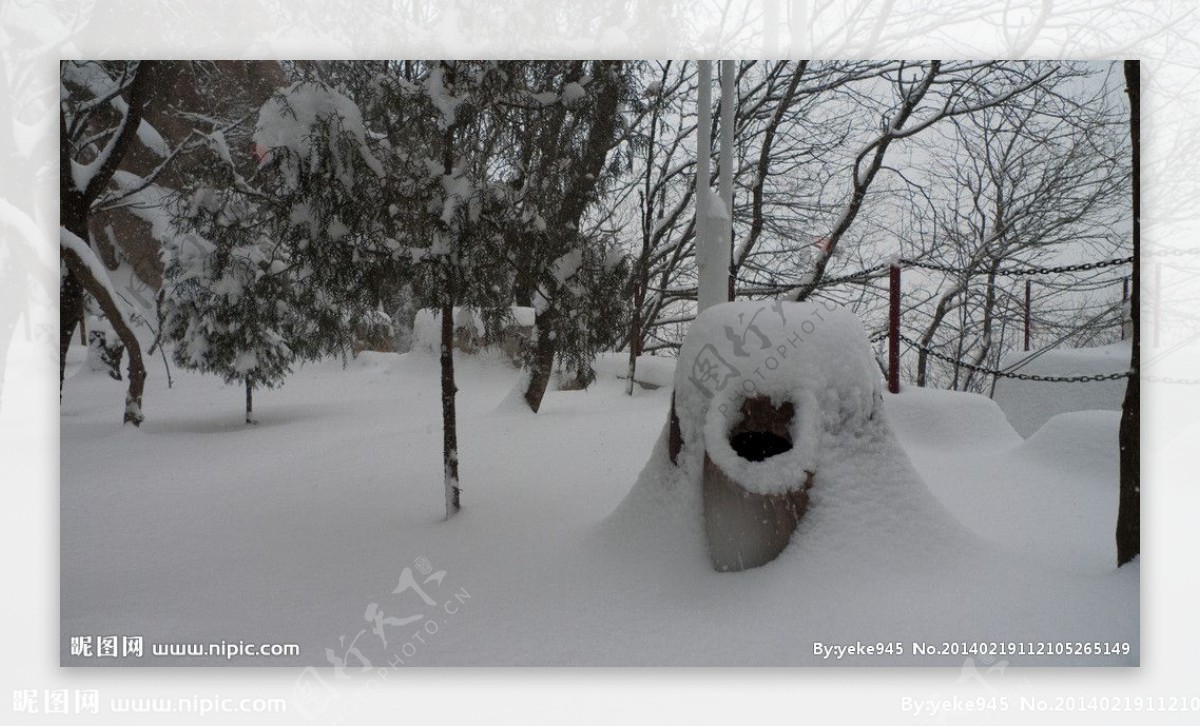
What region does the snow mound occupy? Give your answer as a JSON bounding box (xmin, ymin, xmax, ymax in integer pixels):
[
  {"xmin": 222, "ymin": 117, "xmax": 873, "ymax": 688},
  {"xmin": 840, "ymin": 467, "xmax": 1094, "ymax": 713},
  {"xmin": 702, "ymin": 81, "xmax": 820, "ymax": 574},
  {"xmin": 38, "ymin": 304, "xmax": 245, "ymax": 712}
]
[
  {"xmin": 591, "ymin": 353, "xmax": 677, "ymax": 390},
  {"xmin": 892, "ymin": 394, "xmax": 1121, "ymax": 571},
  {"xmin": 885, "ymin": 387, "xmax": 1022, "ymax": 453},
  {"xmin": 604, "ymin": 301, "xmax": 977, "ymax": 569},
  {"xmin": 1021, "ymin": 409, "xmax": 1119, "ymax": 478},
  {"xmin": 993, "ymin": 342, "xmax": 1130, "ymax": 436}
]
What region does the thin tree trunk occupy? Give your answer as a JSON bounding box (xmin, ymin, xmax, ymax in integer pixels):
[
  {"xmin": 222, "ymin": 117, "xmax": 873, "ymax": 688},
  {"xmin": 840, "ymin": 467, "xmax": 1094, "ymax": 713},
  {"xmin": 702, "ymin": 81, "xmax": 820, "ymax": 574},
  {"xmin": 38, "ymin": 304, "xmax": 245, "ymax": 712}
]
[
  {"xmin": 440, "ymin": 297, "xmax": 460, "ymax": 517},
  {"xmin": 1116, "ymin": 60, "xmax": 1140, "ymax": 567},
  {"xmin": 245, "ymin": 378, "xmax": 254, "ymax": 424},
  {"xmin": 626, "ymin": 292, "xmax": 643, "ymax": 397},
  {"xmin": 916, "ymin": 287, "xmax": 963, "ymax": 387},
  {"xmin": 438, "ymin": 65, "xmax": 461, "ymax": 518}
]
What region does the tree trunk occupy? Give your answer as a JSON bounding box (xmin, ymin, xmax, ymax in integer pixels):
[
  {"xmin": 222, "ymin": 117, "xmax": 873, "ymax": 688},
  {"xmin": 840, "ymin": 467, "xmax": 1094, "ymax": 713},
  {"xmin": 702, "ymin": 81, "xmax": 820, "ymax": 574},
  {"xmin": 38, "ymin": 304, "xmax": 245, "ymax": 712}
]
[
  {"xmin": 440, "ymin": 297, "xmax": 460, "ymax": 518},
  {"xmin": 521, "ymin": 60, "xmax": 625, "ymax": 412},
  {"xmin": 626, "ymin": 297, "xmax": 642, "ymax": 397},
  {"xmin": 60, "ymin": 236, "xmax": 146, "ymax": 425},
  {"xmin": 245, "ymin": 378, "xmax": 254, "ymax": 424},
  {"xmin": 916, "ymin": 287, "xmax": 962, "ymax": 387},
  {"xmin": 59, "ymin": 265, "xmax": 84, "ymax": 393},
  {"xmin": 1116, "ymin": 60, "xmax": 1140, "ymax": 567},
  {"xmin": 59, "ymin": 61, "xmax": 156, "ymax": 424},
  {"xmin": 436, "ymin": 60, "xmax": 461, "ymax": 520},
  {"xmin": 523, "ymin": 307, "xmax": 557, "ymax": 413}
]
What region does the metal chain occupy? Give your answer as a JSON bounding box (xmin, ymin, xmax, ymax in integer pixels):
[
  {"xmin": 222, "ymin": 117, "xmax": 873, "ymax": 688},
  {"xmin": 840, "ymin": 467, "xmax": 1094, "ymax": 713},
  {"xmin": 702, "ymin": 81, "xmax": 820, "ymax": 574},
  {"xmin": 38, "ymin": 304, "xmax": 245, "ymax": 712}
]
[
  {"xmin": 816, "ymin": 256, "xmax": 1133, "ymax": 286},
  {"xmin": 894, "ymin": 334, "xmax": 1132, "ymax": 382},
  {"xmin": 991, "ymin": 256, "xmax": 1134, "ymax": 276},
  {"xmin": 821, "ymin": 263, "xmax": 891, "ymax": 286},
  {"xmin": 900, "ymin": 256, "xmax": 1133, "ymax": 277}
]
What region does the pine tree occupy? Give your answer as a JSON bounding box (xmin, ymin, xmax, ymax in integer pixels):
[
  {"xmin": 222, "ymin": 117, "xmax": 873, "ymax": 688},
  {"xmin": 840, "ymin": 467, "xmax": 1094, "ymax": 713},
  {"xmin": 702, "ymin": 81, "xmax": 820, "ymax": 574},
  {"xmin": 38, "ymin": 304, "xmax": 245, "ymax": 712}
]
[{"xmin": 162, "ymin": 185, "xmax": 300, "ymax": 423}]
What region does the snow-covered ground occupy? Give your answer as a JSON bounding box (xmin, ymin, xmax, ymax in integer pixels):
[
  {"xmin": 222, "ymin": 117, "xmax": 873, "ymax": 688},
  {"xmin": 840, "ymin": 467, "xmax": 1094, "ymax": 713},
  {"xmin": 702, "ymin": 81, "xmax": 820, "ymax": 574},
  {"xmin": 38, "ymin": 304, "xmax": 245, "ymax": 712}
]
[
  {"xmin": 992, "ymin": 342, "xmax": 1130, "ymax": 436},
  {"xmin": 60, "ymin": 341, "xmax": 1137, "ymax": 668}
]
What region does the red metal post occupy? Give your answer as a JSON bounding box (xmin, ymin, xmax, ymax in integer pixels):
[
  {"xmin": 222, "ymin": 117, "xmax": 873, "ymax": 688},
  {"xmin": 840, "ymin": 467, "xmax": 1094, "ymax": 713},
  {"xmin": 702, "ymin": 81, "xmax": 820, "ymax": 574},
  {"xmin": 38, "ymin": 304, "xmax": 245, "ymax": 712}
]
[
  {"xmin": 1023, "ymin": 279, "xmax": 1032, "ymax": 351},
  {"xmin": 888, "ymin": 264, "xmax": 900, "ymax": 394}
]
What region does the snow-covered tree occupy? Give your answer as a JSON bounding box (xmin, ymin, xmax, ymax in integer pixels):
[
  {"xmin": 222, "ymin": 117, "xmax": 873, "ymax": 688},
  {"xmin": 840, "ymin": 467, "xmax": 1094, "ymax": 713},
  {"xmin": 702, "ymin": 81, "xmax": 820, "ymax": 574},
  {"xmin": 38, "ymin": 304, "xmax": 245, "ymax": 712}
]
[
  {"xmin": 249, "ymin": 66, "xmax": 519, "ymax": 517},
  {"xmin": 59, "ymin": 60, "xmax": 159, "ymax": 424},
  {"xmin": 163, "ymin": 184, "xmax": 301, "ymax": 424},
  {"xmin": 535, "ymin": 236, "xmax": 629, "ymax": 389},
  {"xmin": 498, "ymin": 60, "xmax": 638, "ymax": 411}
]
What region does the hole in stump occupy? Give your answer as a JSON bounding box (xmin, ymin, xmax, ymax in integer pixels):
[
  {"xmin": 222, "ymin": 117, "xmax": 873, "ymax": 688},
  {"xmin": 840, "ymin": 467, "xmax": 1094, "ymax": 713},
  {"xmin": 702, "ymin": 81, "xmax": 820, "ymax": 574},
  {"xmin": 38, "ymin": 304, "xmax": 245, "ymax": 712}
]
[
  {"xmin": 728, "ymin": 397, "xmax": 795, "ymax": 462},
  {"xmin": 729, "ymin": 431, "xmax": 792, "ymax": 461}
]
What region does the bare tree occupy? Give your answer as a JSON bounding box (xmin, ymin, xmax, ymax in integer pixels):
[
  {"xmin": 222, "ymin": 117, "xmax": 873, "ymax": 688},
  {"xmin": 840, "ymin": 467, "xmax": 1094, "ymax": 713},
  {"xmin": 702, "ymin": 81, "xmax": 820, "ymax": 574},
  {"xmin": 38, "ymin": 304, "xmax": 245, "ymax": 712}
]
[
  {"xmin": 1116, "ymin": 60, "xmax": 1139, "ymax": 568},
  {"xmin": 903, "ymin": 62, "xmax": 1131, "ymax": 391}
]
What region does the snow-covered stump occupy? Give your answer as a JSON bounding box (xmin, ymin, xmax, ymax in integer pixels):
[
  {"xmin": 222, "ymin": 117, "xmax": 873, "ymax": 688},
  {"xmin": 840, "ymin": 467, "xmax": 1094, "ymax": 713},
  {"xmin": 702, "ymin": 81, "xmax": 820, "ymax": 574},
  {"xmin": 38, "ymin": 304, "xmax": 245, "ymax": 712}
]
[{"xmin": 667, "ymin": 301, "xmax": 882, "ymax": 572}]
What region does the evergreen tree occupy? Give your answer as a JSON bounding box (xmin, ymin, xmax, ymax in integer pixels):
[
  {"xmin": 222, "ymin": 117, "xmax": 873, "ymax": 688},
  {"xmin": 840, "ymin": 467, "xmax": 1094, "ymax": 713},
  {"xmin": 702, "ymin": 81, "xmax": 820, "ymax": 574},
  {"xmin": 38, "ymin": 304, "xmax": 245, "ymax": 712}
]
[{"xmin": 163, "ymin": 183, "xmax": 300, "ymax": 423}]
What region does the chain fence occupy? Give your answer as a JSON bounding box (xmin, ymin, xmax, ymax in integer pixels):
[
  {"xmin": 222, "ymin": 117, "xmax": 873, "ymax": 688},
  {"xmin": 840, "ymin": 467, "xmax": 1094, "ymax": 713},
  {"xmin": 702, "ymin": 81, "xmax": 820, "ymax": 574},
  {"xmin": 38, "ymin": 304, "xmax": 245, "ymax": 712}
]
[
  {"xmin": 895, "ymin": 334, "xmax": 1132, "ymax": 383},
  {"xmin": 821, "ymin": 255, "xmax": 1135, "ymax": 283}
]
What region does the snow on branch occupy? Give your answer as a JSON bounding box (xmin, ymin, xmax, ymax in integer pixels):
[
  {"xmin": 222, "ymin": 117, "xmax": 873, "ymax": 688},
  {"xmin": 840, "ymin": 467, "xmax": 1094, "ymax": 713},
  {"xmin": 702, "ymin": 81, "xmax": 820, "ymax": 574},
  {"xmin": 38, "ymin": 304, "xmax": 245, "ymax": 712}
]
[{"xmin": 59, "ymin": 226, "xmax": 136, "ymax": 328}]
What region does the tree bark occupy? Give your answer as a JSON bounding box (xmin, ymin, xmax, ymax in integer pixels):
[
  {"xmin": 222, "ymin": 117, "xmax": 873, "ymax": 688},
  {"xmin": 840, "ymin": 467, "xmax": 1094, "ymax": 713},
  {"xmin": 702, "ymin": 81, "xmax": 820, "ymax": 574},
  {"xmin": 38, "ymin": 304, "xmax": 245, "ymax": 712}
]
[
  {"xmin": 523, "ymin": 307, "xmax": 557, "ymax": 413},
  {"xmin": 1116, "ymin": 60, "xmax": 1140, "ymax": 567}
]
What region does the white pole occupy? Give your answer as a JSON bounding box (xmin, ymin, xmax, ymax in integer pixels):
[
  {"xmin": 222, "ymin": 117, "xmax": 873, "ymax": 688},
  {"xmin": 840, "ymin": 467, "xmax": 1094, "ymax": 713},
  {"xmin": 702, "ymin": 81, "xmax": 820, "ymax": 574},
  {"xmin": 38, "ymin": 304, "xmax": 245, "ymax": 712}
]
[
  {"xmin": 696, "ymin": 60, "xmax": 725, "ymax": 313},
  {"xmin": 696, "ymin": 60, "xmax": 712, "ymax": 197},
  {"xmin": 719, "ymin": 60, "xmax": 735, "ymax": 302}
]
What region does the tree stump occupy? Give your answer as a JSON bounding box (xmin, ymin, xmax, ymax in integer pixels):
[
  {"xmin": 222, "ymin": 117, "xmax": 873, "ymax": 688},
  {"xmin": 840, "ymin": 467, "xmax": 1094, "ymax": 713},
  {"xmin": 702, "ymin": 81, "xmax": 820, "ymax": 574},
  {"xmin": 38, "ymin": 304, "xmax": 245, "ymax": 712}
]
[{"xmin": 700, "ymin": 396, "xmax": 813, "ymax": 572}]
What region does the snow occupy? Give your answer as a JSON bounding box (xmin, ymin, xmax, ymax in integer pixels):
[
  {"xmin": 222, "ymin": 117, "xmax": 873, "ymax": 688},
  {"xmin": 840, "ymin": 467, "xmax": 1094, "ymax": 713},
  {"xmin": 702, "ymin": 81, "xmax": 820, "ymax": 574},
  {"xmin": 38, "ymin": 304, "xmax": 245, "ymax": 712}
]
[
  {"xmin": 439, "ymin": 165, "xmax": 474, "ymax": 226},
  {"xmin": 888, "ymin": 389, "xmax": 1122, "ymax": 571},
  {"xmin": 59, "ymin": 228, "xmax": 131, "ymax": 324},
  {"xmin": 425, "ymin": 64, "xmax": 466, "ymax": 129},
  {"xmin": 550, "ymin": 248, "xmax": 583, "ymax": 284},
  {"xmin": 993, "ymin": 341, "xmax": 1131, "ymax": 436},
  {"xmin": 509, "ymin": 306, "xmax": 535, "ymax": 328},
  {"xmin": 561, "ymin": 81, "xmax": 586, "ymax": 104},
  {"xmin": 60, "ymin": 333, "xmax": 1137, "ymax": 666},
  {"xmin": 136, "ymin": 119, "xmax": 170, "ymax": 158},
  {"xmin": 671, "ymin": 301, "xmax": 879, "ymax": 494},
  {"xmin": 253, "ymin": 82, "xmax": 385, "ymax": 186}
]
